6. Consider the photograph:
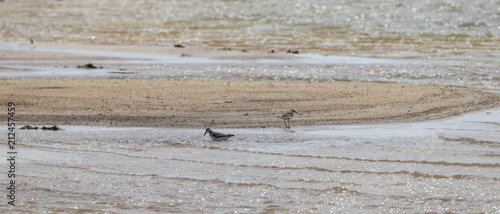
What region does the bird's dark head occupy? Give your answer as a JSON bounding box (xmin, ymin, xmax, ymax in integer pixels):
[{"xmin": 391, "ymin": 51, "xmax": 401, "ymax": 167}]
[{"xmin": 204, "ymin": 128, "xmax": 212, "ymax": 136}]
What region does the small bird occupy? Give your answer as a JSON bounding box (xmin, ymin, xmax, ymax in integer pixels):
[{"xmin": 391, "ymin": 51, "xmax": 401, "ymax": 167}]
[
  {"xmin": 278, "ymin": 109, "xmax": 299, "ymax": 129},
  {"xmin": 204, "ymin": 128, "xmax": 235, "ymax": 141}
]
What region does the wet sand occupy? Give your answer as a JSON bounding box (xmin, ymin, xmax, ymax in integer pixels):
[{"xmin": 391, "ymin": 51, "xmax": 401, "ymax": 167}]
[
  {"xmin": 2, "ymin": 78, "xmax": 499, "ymax": 128},
  {"xmin": 0, "ymin": 43, "xmax": 295, "ymax": 62}
]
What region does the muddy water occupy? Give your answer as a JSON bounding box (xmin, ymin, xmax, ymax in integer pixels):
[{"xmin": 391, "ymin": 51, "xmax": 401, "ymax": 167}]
[{"xmin": 2, "ymin": 108, "xmax": 499, "ymax": 213}]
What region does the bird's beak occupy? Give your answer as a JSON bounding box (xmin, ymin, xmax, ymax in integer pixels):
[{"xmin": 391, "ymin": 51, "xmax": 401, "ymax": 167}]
[{"xmin": 203, "ymin": 131, "xmax": 207, "ymax": 136}]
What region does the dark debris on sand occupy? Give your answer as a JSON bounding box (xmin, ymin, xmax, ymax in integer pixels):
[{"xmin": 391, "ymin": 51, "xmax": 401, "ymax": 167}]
[
  {"xmin": 20, "ymin": 125, "xmax": 62, "ymax": 131},
  {"xmin": 77, "ymin": 63, "xmax": 103, "ymax": 69}
]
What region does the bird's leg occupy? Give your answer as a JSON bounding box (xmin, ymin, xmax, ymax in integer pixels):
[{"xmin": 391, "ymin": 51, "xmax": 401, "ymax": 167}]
[{"xmin": 283, "ymin": 120, "xmax": 287, "ymax": 128}]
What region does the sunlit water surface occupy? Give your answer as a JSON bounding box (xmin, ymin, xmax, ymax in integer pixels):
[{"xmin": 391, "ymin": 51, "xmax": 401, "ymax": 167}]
[
  {"xmin": 0, "ymin": 47, "xmax": 499, "ymax": 92},
  {"xmin": 2, "ymin": 0, "xmax": 500, "ymax": 61},
  {"xmin": 3, "ymin": 108, "xmax": 499, "ymax": 213}
]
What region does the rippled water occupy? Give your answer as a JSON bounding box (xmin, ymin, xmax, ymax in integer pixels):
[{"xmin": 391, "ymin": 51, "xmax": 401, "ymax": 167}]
[
  {"xmin": 1, "ymin": 0, "xmax": 500, "ymax": 61},
  {"xmin": 4, "ymin": 108, "xmax": 499, "ymax": 213},
  {"xmin": 1, "ymin": 0, "xmax": 500, "ymax": 212},
  {"xmin": 1, "ymin": 48, "xmax": 499, "ymax": 92}
]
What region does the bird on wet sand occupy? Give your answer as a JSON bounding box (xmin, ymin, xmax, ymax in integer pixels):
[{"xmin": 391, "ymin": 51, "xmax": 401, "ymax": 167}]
[
  {"xmin": 204, "ymin": 128, "xmax": 235, "ymax": 141},
  {"xmin": 278, "ymin": 109, "xmax": 299, "ymax": 129}
]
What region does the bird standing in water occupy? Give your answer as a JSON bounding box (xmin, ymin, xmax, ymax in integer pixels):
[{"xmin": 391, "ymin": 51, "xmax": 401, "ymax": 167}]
[{"xmin": 204, "ymin": 128, "xmax": 235, "ymax": 141}]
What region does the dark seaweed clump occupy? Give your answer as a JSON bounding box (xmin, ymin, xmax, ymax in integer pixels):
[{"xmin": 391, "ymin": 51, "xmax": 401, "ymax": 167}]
[
  {"xmin": 77, "ymin": 63, "xmax": 103, "ymax": 69},
  {"xmin": 20, "ymin": 125, "xmax": 62, "ymax": 131}
]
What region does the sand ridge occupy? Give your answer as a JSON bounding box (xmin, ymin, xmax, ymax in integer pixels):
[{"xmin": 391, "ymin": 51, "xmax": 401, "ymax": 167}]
[{"xmin": 2, "ymin": 79, "xmax": 499, "ymax": 128}]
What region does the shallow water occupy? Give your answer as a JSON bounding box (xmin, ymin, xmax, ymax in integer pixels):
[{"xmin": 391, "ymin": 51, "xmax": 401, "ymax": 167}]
[
  {"xmin": 1, "ymin": 46, "xmax": 499, "ymax": 92},
  {"xmin": 3, "ymin": 108, "xmax": 499, "ymax": 213}
]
